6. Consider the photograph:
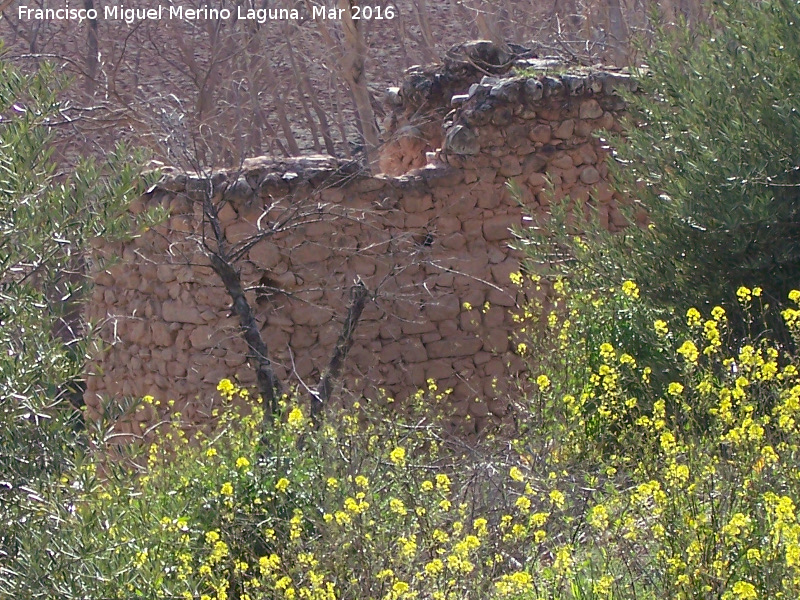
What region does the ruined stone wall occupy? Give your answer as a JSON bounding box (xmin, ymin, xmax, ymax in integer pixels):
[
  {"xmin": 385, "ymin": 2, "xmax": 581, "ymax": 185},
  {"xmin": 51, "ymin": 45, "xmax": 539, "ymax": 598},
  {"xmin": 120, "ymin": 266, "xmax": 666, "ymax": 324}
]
[{"xmin": 84, "ymin": 50, "xmax": 638, "ymax": 435}]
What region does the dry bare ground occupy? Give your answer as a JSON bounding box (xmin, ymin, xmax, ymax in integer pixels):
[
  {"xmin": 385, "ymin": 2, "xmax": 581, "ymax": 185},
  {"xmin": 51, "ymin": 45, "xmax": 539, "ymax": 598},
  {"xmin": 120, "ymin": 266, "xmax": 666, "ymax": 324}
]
[{"xmin": 1, "ymin": 0, "xmax": 707, "ymax": 169}]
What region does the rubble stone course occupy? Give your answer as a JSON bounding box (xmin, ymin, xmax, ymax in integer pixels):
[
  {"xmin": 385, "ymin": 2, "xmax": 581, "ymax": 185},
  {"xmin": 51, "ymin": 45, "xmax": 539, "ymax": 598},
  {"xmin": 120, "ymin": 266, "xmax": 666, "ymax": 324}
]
[{"xmin": 85, "ymin": 42, "xmax": 639, "ymax": 435}]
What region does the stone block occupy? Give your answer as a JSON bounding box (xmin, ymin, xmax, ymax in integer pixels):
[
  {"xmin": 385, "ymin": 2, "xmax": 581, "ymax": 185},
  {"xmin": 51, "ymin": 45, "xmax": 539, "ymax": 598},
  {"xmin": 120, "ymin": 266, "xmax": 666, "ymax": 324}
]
[
  {"xmin": 437, "ymin": 216, "xmax": 462, "ymax": 235},
  {"xmin": 598, "ymin": 112, "xmax": 616, "ymax": 130},
  {"xmin": 320, "ymin": 188, "xmax": 345, "ymax": 204},
  {"xmin": 163, "ymin": 300, "xmax": 204, "ymax": 324},
  {"xmin": 380, "ymin": 320, "xmax": 403, "ymax": 340},
  {"xmin": 224, "ymin": 221, "xmax": 259, "ymax": 245},
  {"xmin": 580, "ymin": 166, "xmax": 601, "ymax": 185},
  {"xmin": 292, "ymin": 306, "xmax": 331, "ymax": 327},
  {"xmin": 292, "ymin": 327, "xmax": 318, "ymax": 349},
  {"xmin": 350, "ymin": 255, "xmax": 377, "ymax": 277},
  {"xmin": 522, "ymin": 154, "xmax": 548, "ymax": 173},
  {"xmin": 483, "ymin": 304, "xmax": 506, "ymax": 328},
  {"xmin": 483, "ymin": 359, "xmax": 506, "ymax": 378},
  {"xmin": 444, "ymin": 125, "xmax": 480, "ymax": 155},
  {"xmin": 478, "ymin": 191, "xmax": 502, "ymax": 210},
  {"xmin": 217, "ymin": 202, "xmax": 238, "ymax": 225},
  {"xmin": 610, "ymin": 207, "xmax": 630, "ymax": 229},
  {"xmin": 459, "ymin": 310, "xmax": 481, "ymax": 333},
  {"xmin": 355, "ymin": 178, "xmax": 387, "ymax": 193},
  {"xmin": 403, "ymin": 194, "xmax": 433, "ymax": 213},
  {"xmin": 462, "ymin": 218, "xmax": 485, "ymax": 238},
  {"xmin": 528, "ymin": 172, "xmax": 549, "ymax": 190},
  {"xmin": 498, "ymin": 155, "xmax": 522, "ymax": 177},
  {"xmin": 579, "ymin": 99, "xmax": 604, "ymax": 119},
  {"xmin": 291, "ymin": 243, "xmax": 332, "ymax": 265},
  {"xmin": 552, "ymin": 166, "xmax": 579, "ymax": 186},
  {"xmin": 400, "ymin": 338, "xmax": 428, "ymax": 363},
  {"xmin": 483, "ymin": 213, "xmax": 520, "ymax": 241},
  {"xmin": 593, "ymin": 182, "xmax": 615, "ymax": 203},
  {"xmin": 529, "ymin": 124, "xmax": 552, "ymax": 144},
  {"xmin": 156, "ymin": 265, "xmax": 177, "ymax": 283},
  {"xmin": 425, "ymin": 359, "xmax": 455, "ymax": 382},
  {"xmin": 405, "ymin": 213, "xmax": 431, "ymax": 229},
  {"xmin": 490, "ymin": 258, "xmax": 521, "ymax": 286},
  {"xmin": 488, "ymin": 244, "xmax": 508, "ymax": 264},
  {"xmin": 487, "ymin": 287, "xmax": 517, "ymax": 308},
  {"xmin": 169, "ymin": 215, "xmax": 194, "ymax": 234},
  {"xmin": 483, "ymin": 328, "xmax": 509, "ymax": 353},
  {"xmin": 168, "ymin": 362, "xmax": 188, "ymax": 378},
  {"xmin": 475, "ymin": 167, "xmax": 497, "ymax": 183},
  {"xmin": 421, "ymin": 331, "xmax": 442, "ymax": 344},
  {"xmin": 401, "ymin": 319, "xmax": 437, "ymax": 335},
  {"xmin": 426, "ymin": 337, "xmax": 483, "ymax": 359},
  {"xmin": 550, "ymin": 153, "xmax": 574, "ymax": 170},
  {"xmin": 440, "ymin": 232, "xmax": 467, "ymax": 250},
  {"xmin": 434, "ymin": 272, "xmax": 455, "ymax": 288},
  {"xmin": 505, "ymin": 123, "xmax": 530, "ymax": 147},
  {"xmin": 577, "ymin": 143, "xmax": 599, "ymax": 165},
  {"xmin": 474, "ymin": 351, "xmax": 492, "ymax": 366},
  {"xmin": 553, "ymin": 119, "xmax": 575, "ymax": 139},
  {"xmin": 570, "ymin": 185, "xmax": 592, "ymax": 204},
  {"xmin": 487, "ymin": 145, "xmax": 509, "ymax": 158},
  {"xmin": 438, "ymin": 319, "xmax": 459, "ymax": 337},
  {"xmin": 381, "ymin": 341, "xmax": 403, "ymax": 363},
  {"xmin": 574, "ymin": 119, "xmax": 593, "ymax": 138},
  {"xmin": 425, "ymin": 295, "xmax": 461, "ymax": 321},
  {"xmin": 487, "ymin": 397, "xmax": 509, "ymax": 416},
  {"xmin": 129, "ymin": 320, "xmax": 150, "ymax": 345}
]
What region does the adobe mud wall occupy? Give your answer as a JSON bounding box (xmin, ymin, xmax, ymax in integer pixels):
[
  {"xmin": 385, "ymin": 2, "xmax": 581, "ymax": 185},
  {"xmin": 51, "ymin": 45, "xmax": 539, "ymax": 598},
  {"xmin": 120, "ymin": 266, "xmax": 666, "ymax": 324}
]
[{"xmin": 84, "ymin": 43, "xmax": 639, "ymax": 435}]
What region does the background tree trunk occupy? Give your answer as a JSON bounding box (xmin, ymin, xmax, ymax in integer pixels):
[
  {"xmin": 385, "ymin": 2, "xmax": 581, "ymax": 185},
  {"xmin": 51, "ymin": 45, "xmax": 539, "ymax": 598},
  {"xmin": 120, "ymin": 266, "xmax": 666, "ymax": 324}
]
[
  {"xmin": 605, "ymin": 0, "xmax": 629, "ymax": 66},
  {"xmin": 337, "ymin": 0, "xmax": 380, "ymax": 171}
]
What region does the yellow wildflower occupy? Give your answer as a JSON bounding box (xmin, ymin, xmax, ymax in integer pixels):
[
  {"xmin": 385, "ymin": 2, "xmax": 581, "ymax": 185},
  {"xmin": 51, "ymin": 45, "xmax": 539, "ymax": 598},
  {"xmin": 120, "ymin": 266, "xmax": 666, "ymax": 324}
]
[
  {"xmin": 389, "ymin": 498, "xmax": 407, "ymax": 516},
  {"xmin": 654, "ymin": 320, "xmax": 669, "ymax": 335},
  {"xmin": 287, "ymin": 407, "xmax": 305, "ymax": 428},
  {"xmin": 677, "ymin": 340, "xmax": 699, "ymax": 363},
  {"xmin": 668, "ymin": 382, "xmax": 684, "ymax": 396},
  {"xmin": 737, "ymin": 286, "xmax": 752, "ymax": 303},
  {"xmin": 536, "ymin": 374, "xmax": 551, "ymax": 390},
  {"xmin": 549, "ymin": 489, "xmax": 565, "ymax": 509},
  {"xmin": 621, "ymin": 280, "xmax": 640, "ymax": 298},
  {"xmin": 731, "ymin": 581, "xmax": 757, "ymax": 599},
  {"xmin": 389, "ymin": 447, "xmax": 406, "ymax": 467},
  {"xmin": 217, "ymin": 379, "xmax": 236, "ymax": 397}
]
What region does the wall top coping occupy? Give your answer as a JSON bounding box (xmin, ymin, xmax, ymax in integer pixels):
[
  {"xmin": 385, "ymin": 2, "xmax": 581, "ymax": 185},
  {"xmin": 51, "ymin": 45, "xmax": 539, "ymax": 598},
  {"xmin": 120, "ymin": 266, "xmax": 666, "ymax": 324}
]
[
  {"xmin": 145, "ymin": 41, "xmax": 636, "ymax": 203},
  {"xmin": 389, "ymin": 40, "xmax": 636, "ymax": 115},
  {"xmin": 146, "ymin": 155, "xmax": 464, "ymax": 204}
]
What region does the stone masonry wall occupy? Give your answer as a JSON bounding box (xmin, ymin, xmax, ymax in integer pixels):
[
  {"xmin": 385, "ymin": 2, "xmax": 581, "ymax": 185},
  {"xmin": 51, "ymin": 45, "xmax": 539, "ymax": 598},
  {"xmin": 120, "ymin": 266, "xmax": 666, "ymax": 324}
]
[{"xmin": 84, "ymin": 44, "xmax": 638, "ymax": 435}]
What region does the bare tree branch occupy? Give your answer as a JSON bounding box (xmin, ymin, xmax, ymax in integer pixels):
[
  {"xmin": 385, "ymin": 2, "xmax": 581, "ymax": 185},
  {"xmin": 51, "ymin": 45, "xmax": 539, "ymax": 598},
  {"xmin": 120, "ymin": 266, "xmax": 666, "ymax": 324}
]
[{"xmin": 312, "ymin": 279, "xmax": 369, "ymax": 424}]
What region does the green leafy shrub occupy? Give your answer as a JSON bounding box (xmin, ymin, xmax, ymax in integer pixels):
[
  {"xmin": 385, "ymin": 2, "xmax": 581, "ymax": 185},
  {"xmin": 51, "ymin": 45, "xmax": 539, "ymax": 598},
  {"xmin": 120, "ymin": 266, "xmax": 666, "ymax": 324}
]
[
  {"xmin": 507, "ymin": 287, "xmax": 800, "ymax": 598},
  {"xmin": 0, "ymin": 54, "xmax": 158, "ymax": 572},
  {"xmin": 3, "ymin": 384, "xmax": 581, "ymax": 600},
  {"xmin": 519, "ymin": 0, "xmax": 800, "ymax": 341}
]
